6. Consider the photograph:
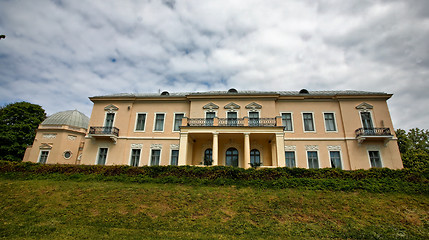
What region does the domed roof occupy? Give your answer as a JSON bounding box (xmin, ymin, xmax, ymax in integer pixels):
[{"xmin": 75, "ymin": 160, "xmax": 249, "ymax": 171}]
[{"xmin": 41, "ymin": 110, "xmax": 89, "ymax": 129}]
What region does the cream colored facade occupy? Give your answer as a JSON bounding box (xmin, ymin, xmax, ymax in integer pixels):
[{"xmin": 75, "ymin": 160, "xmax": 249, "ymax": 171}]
[{"xmin": 24, "ymin": 90, "xmax": 403, "ymax": 170}]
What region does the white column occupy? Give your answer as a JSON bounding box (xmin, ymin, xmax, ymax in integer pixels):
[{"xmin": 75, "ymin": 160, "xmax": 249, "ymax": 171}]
[
  {"xmin": 178, "ymin": 133, "xmax": 188, "ymax": 165},
  {"xmin": 244, "ymin": 133, "xmax": 251, "ymax": 168},
  {"xmin": 271, "ymin": 140, "xmax": 277, "ymax": 167},
  {"xmin": 276, "ymin": 133, "xmax": 286, "ymax": 167},
  {"xmin": 212, "ymin": 132, "xmax": 219, "ymax": 166}
]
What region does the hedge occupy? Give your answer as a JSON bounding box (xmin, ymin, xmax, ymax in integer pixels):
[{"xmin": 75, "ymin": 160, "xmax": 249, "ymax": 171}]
[{"xmin": 1, "ymin": 161, "xmax": 428, "ymax": 193}]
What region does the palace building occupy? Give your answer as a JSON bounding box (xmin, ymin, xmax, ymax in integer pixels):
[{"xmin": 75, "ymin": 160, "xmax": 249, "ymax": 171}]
[{"xmin": 23, "ymin": 89, "xmax": 403, "ymax": 169}]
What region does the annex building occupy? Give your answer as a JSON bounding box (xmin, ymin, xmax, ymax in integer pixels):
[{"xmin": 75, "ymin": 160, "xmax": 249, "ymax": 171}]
[{"xmin": 23, "ymin": 89, "xmax": 403, "ymax": 170}]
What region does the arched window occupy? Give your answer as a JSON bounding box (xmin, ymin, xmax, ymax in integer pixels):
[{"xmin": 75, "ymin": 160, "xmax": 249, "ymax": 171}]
[
  {"xmin": 204, "ymin": 148, "xmax": 213, "ymax": 166},
  {"xmin": 226, "ymin": 148, "xmax": 239, "ymax": 167},
  {"xmin": 250, "ymin": 149, "xmax": 261, "ymax": 167}
]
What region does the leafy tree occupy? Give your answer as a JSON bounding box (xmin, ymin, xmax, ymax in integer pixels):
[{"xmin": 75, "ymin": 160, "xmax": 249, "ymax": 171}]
[
  {"xmin": 396, "ymin": 128, "xmax": 429, "ymax": 170},
  {"xmin": 0, "ymin": 102, "xmax": 46, "ymax": 161}
]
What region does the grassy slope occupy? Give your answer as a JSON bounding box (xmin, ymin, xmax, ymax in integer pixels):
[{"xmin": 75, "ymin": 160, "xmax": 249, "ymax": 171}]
[{"xmin": 0, "ymin": 178, "xmax": 428, "ymax": 240}]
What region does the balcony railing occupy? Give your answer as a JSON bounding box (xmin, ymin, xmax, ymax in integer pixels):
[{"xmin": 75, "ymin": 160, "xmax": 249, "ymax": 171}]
[
  {"xmin": 89, "ymin": 127, "xmax": 119, "ymax": 137},
  {"xmin": 186, "ymin": 117, "xmax": 278, "ymax": 127},
  {"xmin": 355, "ymin": 128, "xmax": 392, "ymax": 137}
]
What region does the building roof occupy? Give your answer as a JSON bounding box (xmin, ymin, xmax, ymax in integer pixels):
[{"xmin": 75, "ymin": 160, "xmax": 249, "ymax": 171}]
[
  {"xmin": 41, "ymin": 110, "xmax": 90, "ymax": 129},
  {"xmin": 92, "ymin": 89, "xmax": 390, "ymax": 99}
]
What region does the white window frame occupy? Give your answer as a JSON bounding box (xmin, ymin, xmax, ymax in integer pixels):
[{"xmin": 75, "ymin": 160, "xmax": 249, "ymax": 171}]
[
  {"xmin": 149, "ymin": 149, "xmax": 162, "ymax": 166},
  {"xmin": 205, "ymin": 111, "xmax": 217, "ymax": 126},
  {"xmin": 285, "ymin": 150, "xmax": 297, "ymax": 168},
  {"xmin": 247, "ymin": 110, "xmax": 260, "ymax": 126},
  {"xmin": 329, "ymin": 150, "xmax": 343, "ymax": 169},
  {"xmin": 302, "ymin": 112, "xmax": 316, "ymax": 133},
  {"xmin": 226, "ymin": 110, "xmax": 239, "ymax": 126},
  {"xmin": 134, "ymin": 112, "xmax": 147, "ymax": 132},
  {"xmin": 153, "ymin": 112, "xmax": 166, "ymax": 132},
  {"xmin": 280, "ymin": 112, "xmax": 294, "ymax": 132},
  {"xmin": 129, "ymin": 148, "xmax": 142, "ymax": 167},
  {"xmin": 323, "ymin": 112, "xmax": 338, "ymax": 133},
  {"xmin": 103, "ymin": 112, "xmax": 116, "ymax": 128},
  {"xmin": 170, "ymin": 149, "xmax": 179, "ymax": 165},
  {"xmin": 96, "ymin": 147, "xmax": 109, "ymax": 165},
  {"xmin": 172, "ymin": 112, "xmax": 186, "ymax": 132},
  {"xmin": 359, "ymin": 110, "xmax": 375, "ymax": 129},
  {"xmin": 368, "ymin": 150, "xmax": 383, "ymax": 168},
  {"xmin": 306, "ymin": 150, "xmax": 319, "ymax": 169},
  {"xmin": 37, "ymin": 150, "xmax": 50, "ymax": 164}
]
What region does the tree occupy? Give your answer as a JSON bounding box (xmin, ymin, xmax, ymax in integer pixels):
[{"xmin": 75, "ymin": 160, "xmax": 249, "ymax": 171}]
[
  {"xmin": 396, "ymin": 128, "xmax": 429, "ymax": 170},
  {"xmin": 0, "ymin": 102, "xmax": 46, "ymax": 161}
]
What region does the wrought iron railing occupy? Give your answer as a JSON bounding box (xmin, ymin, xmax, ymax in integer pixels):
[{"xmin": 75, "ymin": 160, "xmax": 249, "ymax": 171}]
[
  {"xmin": 89, "ymin": 127, "xmax": 119, "ymax": 137},
  {"xmin": 218, "ymin": 118, "xmax": 245, "ymax": 126},
  {"xmin": 355, "ymin": 128, "xmax": 391, "ymax": 137},
  {"xmin": 248, "ymin": 118, "xmax": 276, "ymax": 127}
]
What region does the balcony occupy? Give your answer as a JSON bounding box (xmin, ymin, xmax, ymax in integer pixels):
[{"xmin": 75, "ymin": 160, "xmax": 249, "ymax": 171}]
[
  {"xmin": 185, "ymin": 117, "xmax": 279, "ymax": 127},
  {"xmin": 88, "ymin": 127, "xmax": 119, "ymax": 143},
  {"xmin": 355, "ymin": 127, "xmax": 393, "ymax": 144}
]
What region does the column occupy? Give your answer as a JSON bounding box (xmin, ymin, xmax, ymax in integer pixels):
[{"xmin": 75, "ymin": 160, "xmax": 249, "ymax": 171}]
[
  {"xmin": 271, "ymin": 140, "xmax": 277, "ymax": 167},
  {"xmin": 178, "ymin": 133, "xmax": 188, "ymax": 165},
  {"xmin": 276, "ymin": 133, "xmax": 286, "ymax": 167},
  {"xmin": 244, "ymin": 132, "xmax": 251, "ymax": 168},
  {"xmin": 212, "ymin": 132, "xmax": 219, "ymax": 166}
]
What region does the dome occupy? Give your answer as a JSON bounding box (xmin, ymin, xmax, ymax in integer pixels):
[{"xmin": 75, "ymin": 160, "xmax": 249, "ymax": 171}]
[{"xmin": 41, "ymin": 110, "xmax": 90, "ymax": 129}]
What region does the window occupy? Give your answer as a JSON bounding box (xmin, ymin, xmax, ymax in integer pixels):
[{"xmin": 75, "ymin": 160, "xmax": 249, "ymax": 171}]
[
  {"xmin": 226, "ymin": 148, "xmax": 239, "ymax": 167},
  {"xmin": 173, "ymin": 113, "xmax": 184, "ymax": 131},
  {"xmin": 303, "ymin": 113, "xmax": 315, "ymax": 132},
  {"xmin": 249, "ymin": 112, "xmax": 259, "ymax": 126},
  {"xmin": 151, "ymin": 149, "xmax": 161, "ymax": 166},
  {"xmin": 227, "ymin": 112, "xmax": 238, "ymax": 126},
  {"xmin": 170, "ymin": 150, "xmax": 179, "ymax": 166},
  {"xmin": 307, "ymin": 151, "xmax": 319, "ymax": 169},
  {"xmin": 329, "ymin": 151, "xmax": 342, "ymax": 169},
  {"xmin": 360, "ymin": 112, "xmax": 374, "ymax": 129},
  {"xmin": 282, "ymin": 113, "xmax": 293, "ymax": 131},
  {"xmin": 369, "ymin": 151, "xmax": 382, "ymax": 168},
  {"xmin": 204, "ymin": 148, "xmax": 213, "ymax": 166},
  {"xmin": 63, "ymin": 151, "xmax": 72, "ymax": 159},
  {"xmin": 97, "ymin": 148, "xmax": 108, "ymax": 165},
  {"xmin": 324, "ymin": 113, "xmax": 337, "ymax": 131},
  {"xmin": 135, "ymin": 113, "xmax": 146, "ymax": 131},
  {"xmin": 285, "ymin": 151, "xmax": 296, "ymax": 168},
  {"xmin": 154, "ymin": 113, "xmax": 165, "ymax": 131},
  {"xmin": 104, "ymin": 113, "xmax": 115, "ymax": 133},
  {"xmin": 130, "ymin": 149, "xmax": 141, "ymax": 167},
  {"xmin": 206, "ymin": 112, "xmax": 215, "ymax": 126},
  {"xmin": 250, "ymin": 149, "xmax": 261, "ymax": 166},
  {"xmin": 38, "ymin": 150, "xmax": 49, "ymax": 164}
]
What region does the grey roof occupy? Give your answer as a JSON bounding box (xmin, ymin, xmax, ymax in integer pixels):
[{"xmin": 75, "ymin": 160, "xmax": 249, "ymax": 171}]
[
  {"xmin": 42, "ymin": 110, "xmax": 89, "ymax": 129},
  {"xmin": 93, "ymin": 90, "xmax": 389, "ymax": 98}
]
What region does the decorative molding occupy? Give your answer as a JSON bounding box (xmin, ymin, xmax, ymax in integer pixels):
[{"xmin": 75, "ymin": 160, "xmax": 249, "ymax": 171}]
[
  {"xmin": 327, "ymin": 145, "xmax": 341, "ymax": 151},
  {"xmin": 43, "ymin": 134, "xmax": 56, "ymax": 139},
  {"xmin": 203, "ymin": 102, "xmax": 219, "ymax": 110},
  {"xmin": 224, "ymin": 102, "xmax": 240, "ymax": 110},
  {"xmin": 104, "ymin": 104, "xmax": 119, "ymax": 112},
  {"xmin": 305, "ymin": 145, "xmax": 319, "ymax": 151},
  {"xmin": 245, "ymin": 102, "xmax": 262, "ymax": 110},
  {"xmin": 39, "ymin": 143, "xmax": 52, "ymax": 149},
  {"xmin": 131, "ymin": 143, "xmax": 143, "ymax": 149},
  {"xmin": 170, "ymin": 144, "xmax": 179, "ymax": 150},
  {"xmin": 250, "ymin": 141, "xmax": 264, "ymax": 151},
  {"xmin": 366, "ymin": 145, "xmax": 380, "ymax": 151},
  {"xmin": 356, "ymin": 102, "xmax": 373, "ymax": 111},
  {"xmin": 67, "ymin": 135, "xmax": 77, "ymax": 141},
  {"xmin": 285, "ymin": 145, "xmax": 296, "ymax": 151},
  {"xmin": 150, "ymin": 144, "xmax": 162, "ymax": 150}
]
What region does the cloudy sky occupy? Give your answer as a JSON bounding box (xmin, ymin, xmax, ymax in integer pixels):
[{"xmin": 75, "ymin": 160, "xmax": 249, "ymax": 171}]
[{"xmin": 0, "ymin": 0, "xmax": 428, "ymax": 130}]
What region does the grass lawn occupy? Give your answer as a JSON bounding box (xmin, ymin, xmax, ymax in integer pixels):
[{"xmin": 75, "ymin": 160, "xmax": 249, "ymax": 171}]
[{"xmin": 1, "ymin": 178, "xmax": 428, "ymax": 239}]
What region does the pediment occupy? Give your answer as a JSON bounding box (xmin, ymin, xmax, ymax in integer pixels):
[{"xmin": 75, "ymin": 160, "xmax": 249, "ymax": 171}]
[
  {"xmin": 104, "ymin": 104, "xmax": 119, "ymax": 112},
  {"xmin": 203, "ymin": 102, "xmax": 219, "ymax": 110},
  {"xmin": 224, "ymin": 102, "xmax": 240, "ymax": 110},
  {"xmin": 245, "ymin": 102, "xmax": 262, "ymax": 110},
  {"xmin": 39, "ymin": 143, "xmax": 53, "ymax": 149},
  {"xmin": 356, "ymin": 102, "xmax": 373, "ymax": 110}
]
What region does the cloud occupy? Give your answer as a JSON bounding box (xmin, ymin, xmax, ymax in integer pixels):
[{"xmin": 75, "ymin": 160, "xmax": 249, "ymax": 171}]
[{"xmin": 0, "ymin": 0, "xmax": 428, "ymax": 130}]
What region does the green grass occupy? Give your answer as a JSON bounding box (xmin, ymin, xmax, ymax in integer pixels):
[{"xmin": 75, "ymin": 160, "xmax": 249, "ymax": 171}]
[{"xmin": 1, "ymin": 178, "xmax": 428, "ymax": 239}]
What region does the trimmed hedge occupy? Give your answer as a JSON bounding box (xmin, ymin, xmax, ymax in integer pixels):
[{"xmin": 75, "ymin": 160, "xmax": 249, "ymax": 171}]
[{"xmin": 1, "ymin": 161, "xmax": 428, "ymax": 193}]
